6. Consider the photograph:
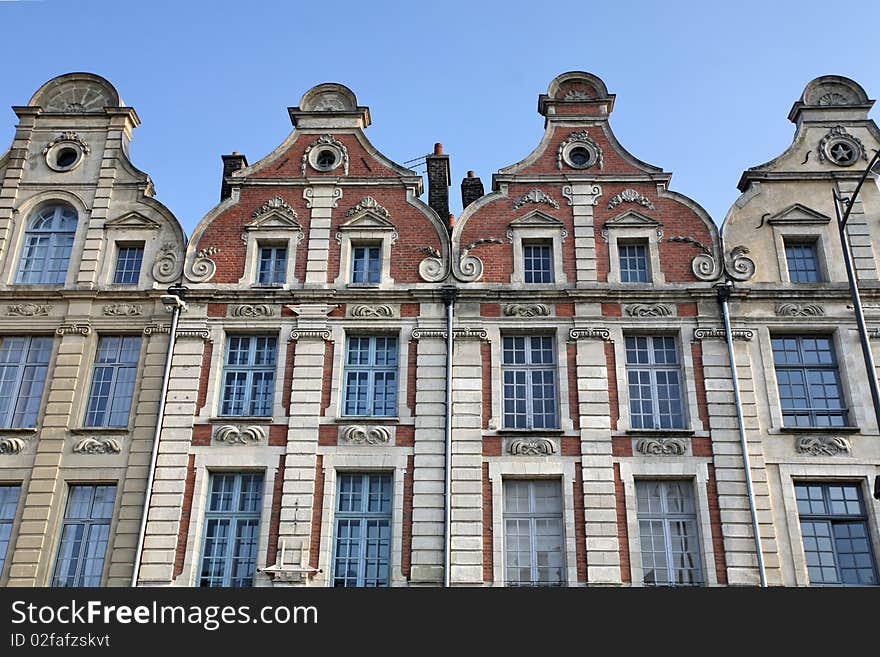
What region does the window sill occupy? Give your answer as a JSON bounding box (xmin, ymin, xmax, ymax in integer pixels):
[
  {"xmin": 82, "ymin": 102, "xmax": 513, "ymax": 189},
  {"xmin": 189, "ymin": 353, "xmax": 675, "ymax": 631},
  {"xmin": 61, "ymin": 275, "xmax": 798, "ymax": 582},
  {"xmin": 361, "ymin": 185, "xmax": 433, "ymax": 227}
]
[
  {"xmin": 210, "ymin": 416, "xmax": 274, "ymax": 424},
  {"xmin": 335, "ymin": 416, "xmax": 399, "ymax": 424},
  {"xmin": 622, "ymin": 429, "xmax": 696, "ymax": 436},
  {"xmin": 0, "ymin": 427, "xmax": 38, "ymax": 434},
  {"xmin": 780, "ymin": 426, "xmax": 860, "ymax": 434},
  {"xmin": 251, "ymin": 284, "xmax": 284, "ymax": 289},
  {"xmin": 345, "ymin": 283, "xmax": 381, "ymax": 289},
  {"xmin": 71, "ymin": 427, "xmax": 129, "ymax": 434},
  {"xmin": 494, "ymin": 428, "xmax": 564, "ymax": 435}
]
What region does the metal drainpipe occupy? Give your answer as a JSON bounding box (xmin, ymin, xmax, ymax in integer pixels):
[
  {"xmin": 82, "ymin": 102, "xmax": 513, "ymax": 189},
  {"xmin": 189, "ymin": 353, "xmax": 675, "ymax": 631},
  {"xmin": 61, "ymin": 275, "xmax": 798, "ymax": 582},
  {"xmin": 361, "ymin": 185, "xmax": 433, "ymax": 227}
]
[
  {"xmin": 130, "ymin": 284, "xmax": 187, "ymax": 587},
  {"xmin": 440, "ymin": 285, "xmax": 458, "ymax": 588},
  {"xmin": 716, "ymin": 280, "xmax": 767, "ymax": 587}
]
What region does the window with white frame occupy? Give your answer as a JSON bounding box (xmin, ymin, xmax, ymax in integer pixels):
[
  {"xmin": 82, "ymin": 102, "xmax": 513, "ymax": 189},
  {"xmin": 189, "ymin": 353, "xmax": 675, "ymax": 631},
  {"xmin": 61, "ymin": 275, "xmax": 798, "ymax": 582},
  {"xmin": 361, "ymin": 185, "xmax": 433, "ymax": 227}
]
[
  {"xmin": 17, "ymin": 205, "xmax": 77, "ymax": 285},
  {"xmin": 220, "ymin": 336, "xmax": 277, "ymax": 417},
  {"xmin": 52, "ymin": 484, "xmax": 115, "ymax": 587},
  {"xmin": 502, "ymin": 336, "xmax": 558, "ymax": 430},
  {"xmin": 0, "ymin": 336, "xmax": 52, "ymax": 428},
  {"xmin": 83, "ymin": 336, "xmax": 141, "ymax": 428},
  {"xmin": 503, "ymin": 479, "xmax": 565, "ymax": 586},
  {"xmin": 256, "ymin": 244, "xmax": 287, "ymax": 285},
  {"xmin": 619, "ymin": 241, "xmax": 649, "ymax": 283},
  {"xmin": 0, "ymin": 485, "xmax": 20, "ymax": 575},
  {"xmin": 784, "ymin": 240, "xmax": 821, "ymax": 283},
  {"xmin": 199, "ymin": 473, "xmax": 264, "ymax": 587},
  {"xmin": 112, "ymin": 244, "xmax": 144, "ymax": 285},
  {"xmin": 350, "ymin": 245, "xmax": 382, "ymax": 285},
  {"xmin": 522, "ymin": 241, "xmax": 553, "ymax": 283},
  {"xmin": 625, "ymin": 336, "xmax": 685, "ymax": 430},
  {"xmin": 635, "ymin": 480, "xmax": 704, "ymax": 586},
  {"xmin": 343, "ymin": 336, "xmax": 398, "ymax": 417},
  {"xmin": 332, "ymin": 473, "xmax": 393, "ymax": 587},
  {"xmin": 771, "ymin": 335, "xmax": 848, "ymax": 427},
  {"xmin": 795, "ymin": 482, "xmax": 877, "ymax": 586}
]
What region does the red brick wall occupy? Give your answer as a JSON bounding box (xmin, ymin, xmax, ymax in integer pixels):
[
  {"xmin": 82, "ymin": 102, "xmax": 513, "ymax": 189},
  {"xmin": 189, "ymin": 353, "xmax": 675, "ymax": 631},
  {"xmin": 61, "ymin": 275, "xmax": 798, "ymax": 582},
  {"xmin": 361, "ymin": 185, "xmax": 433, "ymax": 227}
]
[
  {"xmin": 602, "ymin": 303, "xmax": 621, "ymax": 317},
  {"xmin": 482, "ymin": 437, "xmax": 502, "ymax": 457},
  {"xmin": 402, "ymin": 455, "xmax": 414, "ymax": 580},
  {"xmin": 195, "ymin": 341, "xmax": 214, "ymax": 415},
  {"xmin": 612, "ymin": 436, "xmax": 633, "ymax": 457},
  {"xmin": 318, "ymin": 425, "xmax": 337, "ymax": 446},
  {"xmin": 567, "ymin": 343, "xmax": 580, "ymax": 431},
  {"xmin": 613, "ymin": 463, "xmax": 631, "ymax": 584},
  {"xmin": 556, "ymin": 303, "xmax": 574, "ymax": 317},
  {"xmin": 707, "ymin": 465, "xmax": 728, "ymax": 585},
  {"xmin": 268, "ymin": 424, "xmax": 287, "ymax": 446},
  {"xmin": 282, "ymin": 340, "xmax": 296, "ymax": 414},
  {"xmin": 574, "ymin": 464, "xmax": 587, "ymax": 584},
  {"xmin": 407, "ymin": 339, "xmax": 418, "ymax": 416},
  {"xmin": 691, "ymin": 341, "xmax": 710, "ymax": 429},
  {"xmin": 561, "ymin": 437, "xmax": 582, "ymax": 456},
  {"xmin": 480, "ymin": 304, "xmax": 500, "ymax": 317},
  {"xmin": 396, "ymin": 425, "xmax": 414, "ymax": 447},
  {"xmin": 308, "ymin": 456, "xmax": 325, "ymax": 576},
  {"xmin": 320, "ymin": 341, "xmax": 334, "ymax": 416},
  {"xmin": 191, "ymin": 424, "xmax": 211, "ymax": 447},
  {"xmin": 266, "ymin": 455, "xmax": 286, "ymax": 566},
  {"xmin": 207, "ymin": 303, "xmax": 226, "ymax": 317},
  {"xmin": 605, "ymin": 341, "xmax": 619, "ymax": 431},
  {"xmin": 481, "ymin": 342, "xmax": 492, "ymax": 429},
  {"xmin": 174, "ymin": 454, "xmax": 197, "ymax": 579},
  {"xmin": 482, "ymin": 462, "xmax": 493, "ymax": 583},
  {"xmin": 400, "ymin": 303, "xmax": 420, "ymax": 317}
]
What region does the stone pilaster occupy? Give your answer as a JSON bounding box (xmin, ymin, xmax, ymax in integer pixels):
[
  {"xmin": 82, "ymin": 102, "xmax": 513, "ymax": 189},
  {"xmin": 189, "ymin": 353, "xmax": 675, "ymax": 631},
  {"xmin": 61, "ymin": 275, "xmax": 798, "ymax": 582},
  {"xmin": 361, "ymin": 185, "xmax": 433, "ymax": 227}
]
[
  {"xmin": 303, "ymin": 184, "xmax": 341, "ymax": 286},
  {"xmin": 562, "ymin": 183, "xmax": 602, "ymax": 283}
]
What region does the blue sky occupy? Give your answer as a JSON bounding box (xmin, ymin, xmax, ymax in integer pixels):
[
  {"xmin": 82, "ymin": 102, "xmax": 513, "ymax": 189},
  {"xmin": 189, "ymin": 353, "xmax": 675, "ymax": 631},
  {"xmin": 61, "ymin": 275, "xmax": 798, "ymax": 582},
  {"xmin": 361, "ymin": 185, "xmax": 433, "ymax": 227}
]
[{"xmin": 1, "ymin": 0, "xmax": 878, "ymax": 235}]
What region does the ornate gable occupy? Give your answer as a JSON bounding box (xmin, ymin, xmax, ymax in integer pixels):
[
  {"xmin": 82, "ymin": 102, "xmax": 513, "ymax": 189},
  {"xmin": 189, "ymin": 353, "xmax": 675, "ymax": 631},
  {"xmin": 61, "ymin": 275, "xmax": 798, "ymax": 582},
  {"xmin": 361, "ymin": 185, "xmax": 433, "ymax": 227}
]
[
  {"xmin": 508, "ymin": 209, "xmax": 566, "ymax": 231},
  {"xmin": 105, "ymin": 212, "xmax": 161, "ymax": 230},
  {"xmin": 766, "ymin": 203, "xmax": 831, "ymax": 225},
  {"xmin": 340, "ymin": 197, "xmax": 395, "ymax": 231},
  {"xmin": 247, "ymin": 196, "xmax": 302, "ymax": 230}
]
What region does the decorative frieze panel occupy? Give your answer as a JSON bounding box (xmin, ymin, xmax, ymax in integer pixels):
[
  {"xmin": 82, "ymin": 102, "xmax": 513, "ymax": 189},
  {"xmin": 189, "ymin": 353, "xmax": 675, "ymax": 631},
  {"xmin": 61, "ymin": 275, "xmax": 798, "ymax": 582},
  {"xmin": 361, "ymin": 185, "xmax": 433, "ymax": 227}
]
[
  {"xmin": 103, "ymin": 303, "xmax": 142, "ymax": 316},
  {"xmin": 176, "ymin": 329, "xmax": 212, "ymax": 341},
  {"xmin": 513, "ymin": 189, "xmax": 560, "ymax": 210},
  {"xmin": 214, "ymin": 425, "xmax": 266, "ymax": 445},
  {"xmin": 569, "ymin": 327, "xmax": 611, "ymax": 341},
  {"xmin": 693, "ymin": 327, "xmax": 755, "ymax": 341},
  {"xmin": 508, "ymin": 438, "xmax": 556, "ymax": 456},
  {"xmin": 624, "ymin": 303, "xmax": 673, "ymax": 317},
  {"xmin": 671, "ymin": 237, "xmax": 756, "ymax": 282},
  {"xmin": 795, "ymin": 435, "xmax": 852, "ymax": 456},
  {"xmin": 349, "ymin": 304, "xmax": 395, "ymax": 319},
  {"xmin": 775, "ymin": 303, "xmax": 825, "ymax": 317},
  {"xmin": 341, "ymin": 425, "xmax": 392, "ymax": 445},
  {"xmin": 0, "ymin": 437, "xmax": 26, "ymax": 454},
  {"xmin": 7, "ymin": 303, "xmax": 52, "ymax": 317},
  {"xmin": 73, "ymin": 437, "xmax": 122, "ymax": 454},
  {"xmin": 231, "ymin": 304, "xmax": 275, "ymax": 318},
  {"xmin": 635, "ymin": 437, "xmax": 688, "ymax": 456},
  {"xmin": 607, "ymin": 188, "xmax": 655, "ymax": 211},
  {"xmin": 503, "ymin": 304, "xmax": 550, "ymax": 318}
]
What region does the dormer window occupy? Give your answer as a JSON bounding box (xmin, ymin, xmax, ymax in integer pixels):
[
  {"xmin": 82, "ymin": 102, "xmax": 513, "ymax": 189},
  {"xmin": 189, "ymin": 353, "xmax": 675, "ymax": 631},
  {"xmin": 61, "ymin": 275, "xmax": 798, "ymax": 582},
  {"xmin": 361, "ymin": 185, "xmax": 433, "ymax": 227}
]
[
  {"xmin": 602, "ymin": 208, "xmax": 664, "ymax": 285},
  {"xmin": 239, "ymin": 196, "xmax": 303, "ymax": 288},
  {"xmin": 784, "ymin": 240, "xmax": 821, "ymax": 283},
  {"xmin": 508, "ymin": 211, "xmax": 567, "ymax": 285},
  {"xmin": 766, "ymin": 204, "xmax": 832, "ymax": 284},
  {"xmin": 257, "ymin": 245, "xmax": 287, "ymax": 285},
  {"xmin": 351, "ymin": 245, "xmax": 381, "ymax": 285},
  {"xmin": 619, "ymin": 241, "xmax": 649, "ymax": 283},
  {"xmin": 334, "ymin": 197, "xmax": 397, "ymax": 288}
]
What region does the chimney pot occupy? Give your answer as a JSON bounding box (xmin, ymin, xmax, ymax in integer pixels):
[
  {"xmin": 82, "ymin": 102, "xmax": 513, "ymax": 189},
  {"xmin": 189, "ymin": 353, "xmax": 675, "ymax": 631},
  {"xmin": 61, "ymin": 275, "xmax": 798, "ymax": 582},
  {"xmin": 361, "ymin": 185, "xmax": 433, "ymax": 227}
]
[
  {"xmin": 426, "ymin": 144, "xmax": 451, "ymax": 220},
  {"xmin": 220, "ymin": 152, "xmax": 248, "ymax": 202},
  {"xmin": 434, "ymin": 143, "xmax": 443, "ymax": 155},
  {"xmin": 460, "ymin": 171, "xmax": 485, "ymax": 210}
]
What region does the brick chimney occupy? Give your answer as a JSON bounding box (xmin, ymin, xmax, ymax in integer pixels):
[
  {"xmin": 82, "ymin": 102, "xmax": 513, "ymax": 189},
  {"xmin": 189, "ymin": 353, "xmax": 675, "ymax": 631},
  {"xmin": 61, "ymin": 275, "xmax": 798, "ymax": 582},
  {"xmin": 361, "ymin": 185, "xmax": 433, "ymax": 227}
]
[
  {"xmin": 426, "ymin": 143, "xmax": 450, "ymax": 220},
  {"xmin": 461, "ymin": 170, "xmax": 484, "ymax": 209},
  {"xmin": 220, "ymin": 152, "xmax": 248, "ymax": 201}
]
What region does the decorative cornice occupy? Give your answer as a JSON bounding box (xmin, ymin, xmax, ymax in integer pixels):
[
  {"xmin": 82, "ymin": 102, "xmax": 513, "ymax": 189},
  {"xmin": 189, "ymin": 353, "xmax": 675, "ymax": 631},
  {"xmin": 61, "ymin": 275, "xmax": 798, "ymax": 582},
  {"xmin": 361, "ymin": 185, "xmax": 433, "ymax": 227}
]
[
  {"xmin": 350, "ymin": 304, "xmax": 395, "ymax": 318},
  {"xmin": 513, "ymin": 189, "xmax": 560, "ymax": 210},
  {"xmin": 607, "ymin": 188, "xmax": 655, "ymax": 210},
  {"xmin": 341, "ymin": 425, "xmax": 391, "ymax": 445},
  {"xmin": 0, "ymin": 437, "xmax": 26, "ymax": 454},
  {"xmin": 231, "ymin": 304, "xmax": 275, "ymax": 318},
  {"xmin": 252, "ymin": 195, "xmax": 298, "ymax": 220},
  {"xmin": 345, "ymin": 196, "xmax": 391, "ymax": 219},
  {"xmin": 509, "ymin": 438, "xmax": 556, "ymax": 456},
  {"xmin": 214, "ymin": 424, "xmax": 266, "ymax": 445},
  {"xmin": 43, "ymin": 131, "xmax": 90, "ymax": 155},
  {"xmin": 289, "ymin": 328, "xmax": 332, "ymax": 341},
  {"xmin": 503, "ymin": 303, "xmax": 551, "ymax": 318},
  {"xmin": 55, "ymin": 323, "xmax": 91, "ymax": 336},
  {"xmin": 775, "ymin": 303, "xmax": 825, "ymax": 317},
  {"xmin": 73, "ymin": 437, "xmax": 122, "ymax": 454},
  {"xmin": 624, "ymin": 303, "xmax": 672, "ymax": 317},
  {"xmin": 693, "ymin": 327, "xmax": 754, "ymax": 341},
  {"xmin": 795, "ymin": 435, "xmax": 852, "ymax": 456},
  {"xmin": 569, "ymin": 327, "xmax": 611, "ymax": 341},
  {"xmin": 103, "ymin": 303, "xmax": 142, "ymax": 317},
  {"xmin": 411, "ymin": 328, "xmax": 446, "ymax": 340},
  {"xmin": 635, "ymin": 437, "xmax": 688, "ymax": 456},
  {"xmin": 7, "ymin": 303, "xmax": 51, "ymax": 317},
  {"xmin": 561, "ymin": 184, "xmax": 602, "ymax": 207}
]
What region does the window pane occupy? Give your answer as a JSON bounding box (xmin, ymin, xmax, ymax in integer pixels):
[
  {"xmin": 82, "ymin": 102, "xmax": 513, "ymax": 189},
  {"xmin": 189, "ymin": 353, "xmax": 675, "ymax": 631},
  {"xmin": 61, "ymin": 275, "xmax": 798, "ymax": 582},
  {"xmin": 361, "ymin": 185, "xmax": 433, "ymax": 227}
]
[
  {"xmin": 0, "ymin": 337, "xmax": 51, "ymax": 428},
  {"xmin": 18, "ymin": 206, "xmax": 77, "ymax": 284},
  {"xmin": 52, "ymin": 485, "xmax": 116, "ymax": 587},
  {"xmin": 619, "ymin": 243, "xmax": 648, "ymax": 283},
  {"xmin": 113, "ymin": 246, "xmax": 144, "ymax": 285},
  {"xmin": 220, "ymin": 336, "xmax": 277, "ymax": 417},
  {"xmin": 351, "ymin": 246, "xmax": 381, "ymax": 284},
  {"xmin": 786, "ymin": 242, "xmax": 820, "ymax": 283},
  {"xmin": 501, "ymin": 335, "xmax": 557, "ymax": 429},
  {"xmin": 84, "ymin": 337, "xmax": 141, "ymax": 427},
  {"xmin": 0, "ymin": 485, "xmax": 21, "ymax": 573},
  {"xmin": 343, "ymin": 336, "xmax": 398, "ymax": 417},
  {"xmin": 772, "ymin": 336, "xmax": 847, "ymax": 427},
  {"xmin": 333, "ymin": 474, "xmax": 392, "ymax": 587},
  {"xmin": 503, "ymin": 480, "xmax": 564, "ymax": 586},
  {"xmin": 523, "ymin": 243, "xmax": 553, "ymax": 283}
]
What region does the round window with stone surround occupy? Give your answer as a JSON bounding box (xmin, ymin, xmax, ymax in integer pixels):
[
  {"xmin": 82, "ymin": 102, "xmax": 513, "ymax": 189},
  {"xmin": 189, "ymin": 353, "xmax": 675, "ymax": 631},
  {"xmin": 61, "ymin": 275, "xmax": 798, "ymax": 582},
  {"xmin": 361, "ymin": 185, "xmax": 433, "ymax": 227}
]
[
  {"xmin": 45, "ymin": 141, "xmax": 85, "ymax": 172},
  {"xmin": 309, "ymin": 145, "xmax": 342, "ymax": 172},
  {"xmin": 825, "ymin": 138, "xmax": 860, "ymax": 166},
  {"xmin": 561, "ymin": 141, "xmax": 598, "ymax": 169}
]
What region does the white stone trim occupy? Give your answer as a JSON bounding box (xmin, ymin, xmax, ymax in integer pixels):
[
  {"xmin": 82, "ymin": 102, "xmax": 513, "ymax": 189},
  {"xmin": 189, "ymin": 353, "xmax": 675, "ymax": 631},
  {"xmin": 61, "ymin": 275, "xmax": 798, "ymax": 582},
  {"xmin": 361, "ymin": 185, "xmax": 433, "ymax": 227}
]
[
  {"xmin": 508, "ymin": 214, "xmax": 568, "ymax": 285},
  {"xmin": 771, "ymin": 223, "xmax": 832, "ymax": 284},
  {"xmin": 238, "ymin": 230, "xmax": 302, "ymax": 289},
  {"xmin": 605, "ymin": 225, "xmax": 665, "ymax": 285}
]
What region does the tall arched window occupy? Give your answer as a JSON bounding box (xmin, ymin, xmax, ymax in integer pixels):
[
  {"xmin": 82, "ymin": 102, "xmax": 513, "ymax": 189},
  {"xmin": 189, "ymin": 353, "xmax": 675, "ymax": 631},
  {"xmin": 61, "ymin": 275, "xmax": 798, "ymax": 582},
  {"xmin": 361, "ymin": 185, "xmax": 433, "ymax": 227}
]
[{"xmin": 17, "ymin": 205, "xmax": 77, "ymax": 284}]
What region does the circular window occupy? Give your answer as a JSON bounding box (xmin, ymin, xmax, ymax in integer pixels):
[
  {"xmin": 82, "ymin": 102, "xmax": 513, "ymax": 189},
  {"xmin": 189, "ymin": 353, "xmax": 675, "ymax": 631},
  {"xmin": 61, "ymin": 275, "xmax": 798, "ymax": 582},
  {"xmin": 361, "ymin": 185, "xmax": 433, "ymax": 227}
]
[
  {"xmin": 561, "ymin": 141, "xmax": 597, "ymax": 169},
  {"xmin": 309, "ymin": 145, "xmax": 342, "ymax": 172},
  {"xmin": 825, "ymin": 139, "xmax": 860, "ymax": 166},
  {"xmin": 45, "ymin": 142, "xmax": 84, "ymax": 172}
]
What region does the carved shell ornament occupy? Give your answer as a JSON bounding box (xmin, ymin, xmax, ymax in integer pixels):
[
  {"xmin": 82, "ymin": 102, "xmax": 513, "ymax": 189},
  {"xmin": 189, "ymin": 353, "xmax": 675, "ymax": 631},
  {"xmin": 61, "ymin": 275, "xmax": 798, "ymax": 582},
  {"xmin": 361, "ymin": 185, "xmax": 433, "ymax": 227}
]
[{"xmin": 252, "ymin": 196, "xmax": 298, "ymax": 221}]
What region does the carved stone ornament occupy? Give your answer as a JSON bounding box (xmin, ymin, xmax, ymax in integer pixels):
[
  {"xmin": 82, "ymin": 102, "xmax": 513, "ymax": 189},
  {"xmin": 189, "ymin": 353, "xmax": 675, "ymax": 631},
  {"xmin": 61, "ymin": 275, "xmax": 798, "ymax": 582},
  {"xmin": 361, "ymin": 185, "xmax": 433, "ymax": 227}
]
[
  {"xmin": 289, "ymin": 328, "xmax": 332, "ymax": 341},
  {"xmin": 454, "ymin": 238, "xmax": 505, "ymax": 282},
  {"xmin": 231, "ymin": 304, "xmax": 275, "ymax": 318},
  {"xmin": 301, "ymin": 134, "xmax": 349, "ymax": 175},
  {"xmin": 569, "ymin": 327, "xmax": 611, "ymax": 341},
  {"xmin": 775, "ymin": 303, "xmax": 825, "ymax": 317},
  {"xmin": 0, "ymin": 437, "xmax": 26, "ymax": 454},
  {"xmin": 503, "ymin": 303, "xmax": 551, "ymax": 318},
  {"xmin": 152, "ymin": 242, "xmax": 182, "ymax": 283},
  {"xmin": 817, "ymin": 92, "xmax": 849, "ymax": 106},
  {"xmin": 7, "ymin": 303, "xmax": 51, "ymax": 317},
  {"xmin": 607, "ymin": 188, "xmax": 656, "ymax": 211},
  {"xmin": 795, "ymin": 435, "xmax": 852, "ymax": 456},
  {"xmin": 417, "ymin": 246, "xmax": 446, "ymax": 282},
  {"xmin": 346, "ymin": 196, "xmax": 392, "ymax": 220},
  {"xmin": 103, "ymin": 303, "xmax": 142, "ymax": 317},
  {"xmin": 73, "ymin": 437, "xmax": 122, "ymax": 454},
  {"xmin": 350, "ymin": 304, "xmax": 394, "ymax": 318},
  {"xmin": 513, "ymin": 189, "xmax": 560, "ymax": 210},
  {"xmin": 342, "ymin": 425, "xmax": 391, "ymax": 445},
  {"xmin": 214, "ymin": 425, "xmax": 266, "ymax": 445},
  {"xmin": 43, "ymin": 131, "xmax": 91, "ymax": 156},
  {"xmin": 625, "ymin": 304, "xmax": 672, "ymax": 317},
  {"xmin": 252, "ymin": 196, "xmax": 298, "ymax": 221},
  {"xmin": 563, "ymin": 89, "xmax": 591, "ymax": 101},
  {"xmin": 693, "ymin": 327, "xmax": 754, "ymax": 341},
  {"xmin": 635, "ymin": 437, "xmax": 688, "ymax": 456},
  {"xmin": 670, "ymin": 237, "xmax": 756, "ymax": 282},
  {"xmin": 56, "ymin": 323, "xmax": 91, "ymax": 336},
  {"xmin": 185, "ymin": 247, "xmax": 219, "ymax": 283},
  {"xmin": 818, "ymin": 125, "xmax": 866, "ymax": 166},
  {"xmin": 561, "ymin": 184, "xmax": 602, "ymax": 207},
  {"xmin": 557, "ymin": 130, "xmax": 603, "ymax": 170},
  {"xmin": 143, "ymin": 323, "xmax": 170, "ymax": 336},
  {"xmin": 410, "ymin": 327, "xmax": 489, "ymax": 341},
  {"xmin": 509, "ymin": 438, "xmax": 556, "ymax": 456}
]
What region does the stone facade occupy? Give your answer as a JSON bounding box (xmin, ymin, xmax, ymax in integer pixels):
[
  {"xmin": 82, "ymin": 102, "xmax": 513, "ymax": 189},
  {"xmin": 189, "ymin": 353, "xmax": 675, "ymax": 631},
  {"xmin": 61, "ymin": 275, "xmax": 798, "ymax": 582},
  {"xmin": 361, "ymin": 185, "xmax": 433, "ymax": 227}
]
[{"xmin": 1, "ymin": 71, "xmax": 878, "ymax": 587}]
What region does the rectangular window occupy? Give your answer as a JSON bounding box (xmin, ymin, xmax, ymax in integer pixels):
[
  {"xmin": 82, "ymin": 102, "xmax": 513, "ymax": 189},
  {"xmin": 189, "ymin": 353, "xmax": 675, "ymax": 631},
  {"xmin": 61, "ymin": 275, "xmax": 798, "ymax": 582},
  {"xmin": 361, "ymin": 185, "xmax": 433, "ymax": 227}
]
[
  {"xmin": 52, "ymin": 484, "xmax": 115, "ymax": 587},
  {"xmin": 257, "ymin": 245, "xmax": 287, "ymax": 285},
  {"xmin": 83, "ymin": 336, "xmax": 141, "ymax": 427},
  {"xmin": 220, "ymin": 336, "xmax": 277, "ymax": 417},
  {"xmin": 625, "ymin": 336, "xmax": 685, "ymax": 429},
  {"xmin": 619, "ymin": 242, "xmax": 649, "ymax": 283},
  {"xmin": 771, "ymin": 336, "xmax": 848, "ymax": 427},
  {"xmin": 796, "ymin": 483, "xmax": 877, "ymax": 586},
  {"xmin": 332, "ymin": 473, "xmax": 392, "ymax": 587},
  {"xmin": 503, "ymin": 479, "xmax": 564, "ymax": 586},
  {"xmin": 785, "ymin": 241, "xmax": 820, "ymax": 283},
  {"xmin": 351, "ymin": 245, "xmax": 381, "ymax": 284},
  {"xmin": 199, "ymin": 473, "xmax": 264, "ymax": 587},
  {"xmin": 343, "ymin": 336, "xmax": 398, "ymax": 416},
  {"xmin": 636, "ymin": 480, "xmax": 704, "ymax": 586},
  {"xmin": 523, "ymin": 242, "xmax": 553, "ymax": 283},
  {"xmin": 0, "ymin": 336, "xmax": 51, "ymax": 428},
  {"xmin": 112, "ymin": 245, "xmax": 144, "ymax": 285},
  {"xmin": 0, "ymin": 485, "xmax": 20, "ymax": 574},
  {"xmin": 502, "ymin": 336, "xmax": 558, "ymax": 429}
]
